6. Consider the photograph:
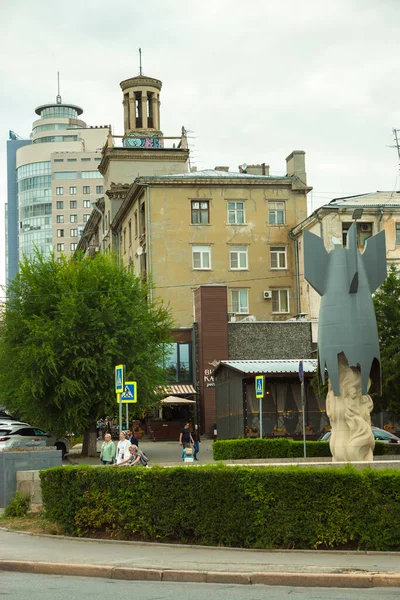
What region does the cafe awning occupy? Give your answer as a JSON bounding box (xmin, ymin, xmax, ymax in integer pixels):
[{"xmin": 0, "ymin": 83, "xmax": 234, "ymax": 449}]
[
  {"xmin": 161, "ymin": 396, "xmax": 196, "ymax": 405},
  {"xmin": 160, "ymin": 384, "xmax": 197, "ymax": 396}
]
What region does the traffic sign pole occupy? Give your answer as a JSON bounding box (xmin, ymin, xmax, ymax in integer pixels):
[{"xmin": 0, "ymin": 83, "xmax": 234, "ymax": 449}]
[
  {"xmin": 118, "ymin": 393, "xmax": 122, "ymax": 434},
  {"xmin": 301, "ymin": 379, "xmax": 306, "ymax": 459},
  {"xmin": 125, "ymin": 403, "xmax": 129, "ymax": 432},
  {"xmin": 299, "ymin": 360, "xmax": 306, "ymax": 459},
  {"xmin": 255, "ymin": 375, "xmax": 264, "ymax": 439}
]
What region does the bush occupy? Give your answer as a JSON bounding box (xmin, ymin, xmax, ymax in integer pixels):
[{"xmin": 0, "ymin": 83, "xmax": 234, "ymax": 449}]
[
  {"xmin": 40, "ymin": 464, "xmax": 400, "ymax": 550},
  {"xmin": 4, "ymin": 491, "xmax": 31, "ymax": 518},
  {"xmin": 212, "ymin": 438, "xmax": 394, "ymax": 460}
]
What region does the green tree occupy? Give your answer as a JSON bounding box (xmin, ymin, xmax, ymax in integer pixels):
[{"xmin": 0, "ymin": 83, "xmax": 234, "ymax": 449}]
[
  {"xmin": 0, "ymin": 251, "xmax": 173, "ymax": 455},
  {"xmin": 373, "ymin": 263, "xmax": 400, "ymax": 421}
]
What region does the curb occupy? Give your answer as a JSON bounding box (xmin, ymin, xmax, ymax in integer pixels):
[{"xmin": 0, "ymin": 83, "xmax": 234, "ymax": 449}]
[
  {"xmin": 1, "ymin": 527, "xmax": 400, "ymax": 557},
  {"xmin": 0, "ymin": 561, "xmax": 399, "ymax": 587}
]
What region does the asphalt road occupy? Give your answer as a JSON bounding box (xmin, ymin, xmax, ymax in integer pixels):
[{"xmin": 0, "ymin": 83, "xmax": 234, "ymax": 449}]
[{"xmin": 1, "ymin": 573, "xmax": 399, "ymax": 599}]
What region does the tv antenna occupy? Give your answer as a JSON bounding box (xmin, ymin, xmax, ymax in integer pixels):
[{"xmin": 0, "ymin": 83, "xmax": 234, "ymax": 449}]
[
  {"xmin": 139, "ymin": 48, "xmax": 143, "ymax": 76},
  {"xmin": 56, "ymin": 71, "xmax": 62, "ymax": 104}
]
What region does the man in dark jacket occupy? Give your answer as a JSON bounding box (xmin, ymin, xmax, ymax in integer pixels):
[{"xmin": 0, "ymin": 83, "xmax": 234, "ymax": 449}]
[{"xmin": 179, "ymin": 422, "xmax": 194, "ymax": 451}]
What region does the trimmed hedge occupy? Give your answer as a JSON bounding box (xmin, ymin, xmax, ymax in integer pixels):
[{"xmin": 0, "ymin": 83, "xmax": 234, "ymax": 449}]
[
  {"xmin": 40, "ymin": 464, "xmax": 400, "ymax": 550},
  {"xmin": 212, "ymin": 438, "xmax": 396, "ymax": 460}
]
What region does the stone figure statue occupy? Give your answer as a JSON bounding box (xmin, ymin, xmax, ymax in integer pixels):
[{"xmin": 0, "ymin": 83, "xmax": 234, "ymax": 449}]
[{"xmin": 304, "ymin": 223, "xmax": 386, "ymax": 461}]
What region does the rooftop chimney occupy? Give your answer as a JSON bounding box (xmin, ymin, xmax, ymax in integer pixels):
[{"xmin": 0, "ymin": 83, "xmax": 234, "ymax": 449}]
[
  {"xmin": 215, "ymin": 166, "xmax": 229, "ymax": 172},
  {"xmin": 286, "ymin": 151, "xmax": 307, "ymax": 185}
]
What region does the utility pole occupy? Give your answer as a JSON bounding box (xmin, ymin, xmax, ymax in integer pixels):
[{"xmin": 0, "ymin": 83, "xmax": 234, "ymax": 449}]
[{"xmin": 393, "ymin": 128, "xmax": 400, "ymax": 164}]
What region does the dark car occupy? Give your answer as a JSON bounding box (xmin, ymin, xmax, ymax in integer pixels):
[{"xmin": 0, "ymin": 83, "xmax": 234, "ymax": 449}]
[{"xmin": 319, "ymin": 427, "xmax": 400, "ymax": 444}]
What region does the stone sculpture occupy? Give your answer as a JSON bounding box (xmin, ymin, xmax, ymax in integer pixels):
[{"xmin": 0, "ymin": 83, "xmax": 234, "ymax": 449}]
[{"xmin": 304, "ymin": 223, "xmax": 386, "ymax": 461}]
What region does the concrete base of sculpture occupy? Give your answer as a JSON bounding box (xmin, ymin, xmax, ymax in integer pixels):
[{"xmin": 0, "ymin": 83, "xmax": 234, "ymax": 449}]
[{"xmin": 326, "ymin": 354, "xmax": 375, "ymax": 462}]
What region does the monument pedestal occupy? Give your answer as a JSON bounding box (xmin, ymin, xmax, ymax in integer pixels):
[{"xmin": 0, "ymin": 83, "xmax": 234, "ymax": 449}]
[{"xmin": 326, "ymin": 354, "xmax": 375, "ymax": 462}]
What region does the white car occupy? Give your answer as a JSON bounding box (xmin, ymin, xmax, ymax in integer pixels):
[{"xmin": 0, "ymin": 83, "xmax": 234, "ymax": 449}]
[{"xmin": 0, "ymin": 423, "xmax": 70, "ymax": 456}]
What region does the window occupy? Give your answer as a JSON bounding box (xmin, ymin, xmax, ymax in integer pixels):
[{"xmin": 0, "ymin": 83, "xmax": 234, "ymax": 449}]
[
  {"xmin": 83, "ymin": 214, "xmax": 90, "ymax": 222},
  {"xmin": 270, "ymin": 246, "xmax": 287, "ymax": 269},
  {"xmin": 272, "ymin": 289, "xmax": 289, "ymax": 313},
  {"xmin": 70, "ymin": 215, "xmax": 77, "ymax": 223},
  {"xmin": 67, "ymin": 158, "xmax": 77, "ymax": 162},
  {"xmin": 268, "ymin": 202, "xmax": 285, "ymax": 225},
  {"xmin": 57, "ymin": 229, "xmax": 64, "ymax": 238},
  {"xmin": 134, "ymin": 211, "xmax": 138, "ymax": 237},
  {"xmin": 230, "ymin": 246, "xmax": 248, "ymax": 269},
  {"xmin": 83, "ymin": 199, "xmax": 91, "ymax": 208},
  {"xmin": 69, "ymin": 186, "xmax": 77, "ymax": 195},
  {"xmin": 56, "ymin": 215, "xmax": 64, "ymax": 223},
  {"xmin": 56, "ymin": 201, "xmax": 64, "ymax": 209},
  {"xmin": 81, "ymin": 157, "xmax": 91, "ymax": 162},
  {"xmin": 123, "ymin": 228, "xmax": 126, "ymax": 253},
  {"xmin": 54, "ymin": 159, "xmax": 64, "ymax": 163},
  {"xmin": 70, "ymin": 229, "xmax": 78, "ymax": 237},
  {"xmin": 191, "ymin": 200, "xmax": 209, "ymax": 224},
  {"xmin": 57, "ymin": 243, "xmax": 64, "ymax": 252},
  {"xmin": 96, "ymin": 185, "xmax": 104, "ymax": 194},
  {"xmin": 192, "ymin": 246, "xmax": 211, "ymax": 269},
  {"xmin": 83, "ymin": 186, "xmax": 90, "ymax": 194},
  {"xmin": 70, "ymin": 243, "xmax": 77, "ymax": 251},
  {"xmin": 397, "ymin": 223, "xmax": 400, "ymax": 245},
  {"xmin": 227, "ymin": 201, "xmax": 245, "ymax": 224},
  {"xmin": 56, "ymin": 187, "xmax": 63, "ymax": 195},
  {"xmin": 128, "ymin": 221, "xmax": 132, "ymax": 246},
  {"xmin": 231, "ymin": 289, "xmax": 249, "ymax": 314},
  {"xmin": 164, "ymin": 342, "xmax": 192, "ymax": 383},
  {"xmin": 81, "ymin": 170, "xmax": 102, "ymax": 179},
  {"xmin": 54, "ymin": 171, "xmax": 77, "ymax": 180},
  {"xmin": 70, "ymin": 200, "xmax": 77, "ymax": 209}
]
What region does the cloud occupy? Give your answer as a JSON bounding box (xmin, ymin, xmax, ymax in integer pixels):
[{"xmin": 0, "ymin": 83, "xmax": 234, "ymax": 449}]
[{"xmin": 1, "ymin": 0, "xmax": 399, "ymax": 285}]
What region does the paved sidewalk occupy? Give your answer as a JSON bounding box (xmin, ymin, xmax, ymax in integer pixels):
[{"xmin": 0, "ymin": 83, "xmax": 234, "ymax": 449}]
[
  {"xmin": 67, "ymin": 438, "xmax": 215, "ymax": 466},
  {"xmin": 0, "ymin": 529, "xmax": 399, "ymax": 588}
]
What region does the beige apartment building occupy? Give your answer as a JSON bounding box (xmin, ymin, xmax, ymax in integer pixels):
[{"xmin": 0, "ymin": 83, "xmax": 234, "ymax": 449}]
[
  {"xmin": 290, "ymin": 190, "xmax": 400, "ymax": 323},
  {"xmin": 109, "ymin": 157, "xmax": 311, "ymax": 327},
  {"xmin": 77, "ymin": 71, "xmax": 312, "ymax": 326},
  {"xmin": 76, "ymin": 70, "xmax": 314, "ymax": 433},
  {"xmin": 15, "ymin": 95, "xmax": 107, "ymax": 263}
]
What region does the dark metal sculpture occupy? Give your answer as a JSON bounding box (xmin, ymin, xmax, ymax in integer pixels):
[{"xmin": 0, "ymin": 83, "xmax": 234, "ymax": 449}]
[{"xmin": 304, "ymin": 223, "xmax": 386, "ymax": 396}]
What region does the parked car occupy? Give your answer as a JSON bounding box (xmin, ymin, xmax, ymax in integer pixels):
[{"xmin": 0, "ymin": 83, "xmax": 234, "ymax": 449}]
[
  {"xmin": 0, "ymin": 424, "xmax": 70, "ymax": 456},
  {"xmin": 319, "ymin": 427, "xmax": 400, "ymax": 444}
]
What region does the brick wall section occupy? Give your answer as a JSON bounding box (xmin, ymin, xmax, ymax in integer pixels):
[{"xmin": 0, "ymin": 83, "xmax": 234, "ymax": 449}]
[
  {"xmin": 228, "ymin": 321, "xmax": 312, "ymax": 360},
  {"xmin": 194, "ymin": 286, "xmax": 229, "ymax": 434}
]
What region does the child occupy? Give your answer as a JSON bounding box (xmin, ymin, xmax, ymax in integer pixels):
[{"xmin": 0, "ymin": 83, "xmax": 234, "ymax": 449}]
[{"xmin": 182, "ymin": 443, "xmax": 194, "ymax": 463}]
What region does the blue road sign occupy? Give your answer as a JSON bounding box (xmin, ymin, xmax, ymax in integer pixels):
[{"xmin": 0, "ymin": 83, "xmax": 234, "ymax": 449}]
[
  {"xmin": 121, "ymin": 381, "xmax": 137, "ymax": 403},
  {"xmin": 298, "ymin": 360, "xmax": 304, "ymax": 382},
  {"xmin": 115, "ymin": 364, "xmax": 124, "ymax": 394},
  {"xmin": 255, "ymin": 375, "xmax": 264, "ymax": 399}
]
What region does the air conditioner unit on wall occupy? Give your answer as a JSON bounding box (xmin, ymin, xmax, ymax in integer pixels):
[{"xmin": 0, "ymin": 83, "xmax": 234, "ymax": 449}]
[
  {"xmin": 360, "ymin": 223, "xmax": 372, "ymax": 232},
  {"xmin": 263, "ymin": 290, "xmax": 272, "ymax": 300}
]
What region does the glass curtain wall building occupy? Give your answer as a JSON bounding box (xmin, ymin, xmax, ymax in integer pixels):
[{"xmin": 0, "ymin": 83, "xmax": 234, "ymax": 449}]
[{"xmin": 7, "ymin": 94, "xmax": 108, "ymax": 280}]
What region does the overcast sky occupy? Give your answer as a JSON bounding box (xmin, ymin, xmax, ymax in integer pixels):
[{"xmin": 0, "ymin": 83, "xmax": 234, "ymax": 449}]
[{"xmin": 1, "ymin": 0, "xmax": 399, "ymax": 287}]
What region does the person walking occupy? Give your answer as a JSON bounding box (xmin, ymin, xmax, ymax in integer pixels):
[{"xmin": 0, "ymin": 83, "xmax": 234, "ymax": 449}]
[
  {"xmin": 179, "ymin": 422, "xmax": 194, "ymax": 458},
  {"xmin": 116, "ymin": 431, "xmax": 131, "ymax": 465},
  {"xmin": 193, "ymin": 424, "xmax": 201, "ymax": 461},
  {"xmin": 129, "ymin": 429, "xmax": 139, "ymax": 447},
  {"xmin": 100, "ymin": 433, "xmax": 115, "ymax": 465}
]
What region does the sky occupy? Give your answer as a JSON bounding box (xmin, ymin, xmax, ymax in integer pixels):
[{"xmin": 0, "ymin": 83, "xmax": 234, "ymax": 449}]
[{"xmin": 1, "ymin": 0, "xmax": 399, "ymax": 287}]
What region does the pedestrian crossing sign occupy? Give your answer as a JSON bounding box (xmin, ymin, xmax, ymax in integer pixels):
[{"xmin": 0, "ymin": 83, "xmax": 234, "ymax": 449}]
[
  {"xmin": 121, "ymin": 381, "xmax": 137, "ymax": 403},
  {"xmin": 115, "ymin": 364, "xmax": 124, "ymax": 393},
  {"xmin": 255, "ymin": 375, "xmax": 264, "ymax": 399}
]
